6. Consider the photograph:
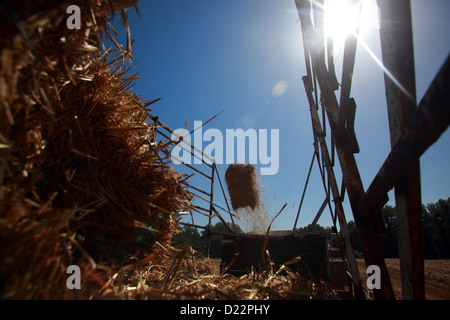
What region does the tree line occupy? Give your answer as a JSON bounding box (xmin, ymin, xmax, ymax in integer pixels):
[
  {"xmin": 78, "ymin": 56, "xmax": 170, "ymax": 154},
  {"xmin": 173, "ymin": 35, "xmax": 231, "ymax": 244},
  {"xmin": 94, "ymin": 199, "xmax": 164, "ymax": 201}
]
[
  {"xmin": 348, "ymin": 197, "xmax": 450, "ymax": 259},
  {"xmin": 173, "ymin": 197, "xmax": 450, "ymax": 259}
]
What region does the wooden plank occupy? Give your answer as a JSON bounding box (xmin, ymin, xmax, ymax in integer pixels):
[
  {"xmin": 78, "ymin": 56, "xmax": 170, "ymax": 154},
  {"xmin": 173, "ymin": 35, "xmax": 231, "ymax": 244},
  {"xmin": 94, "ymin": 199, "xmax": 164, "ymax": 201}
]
[
  {"xmin": 359, "ymin": 53, "xmax": 450, "ymax": 217},
  {"xmin": 378, "ymin": 0, "xmax": 423, "ymax": 300}
]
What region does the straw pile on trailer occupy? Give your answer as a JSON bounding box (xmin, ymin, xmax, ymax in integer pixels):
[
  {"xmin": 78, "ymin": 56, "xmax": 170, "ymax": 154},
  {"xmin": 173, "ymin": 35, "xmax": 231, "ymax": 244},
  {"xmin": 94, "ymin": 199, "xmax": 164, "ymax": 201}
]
[
  {"xmin": 105, "ymin": 245, "xmax": 337, "ymax": 300},
  {"xmin": 225, "ymin": 163, "xmax": 260, "ymax": 210},
  {"xmin": 0, "ymin": 0, "xmax": 191, "ymax": 299}
]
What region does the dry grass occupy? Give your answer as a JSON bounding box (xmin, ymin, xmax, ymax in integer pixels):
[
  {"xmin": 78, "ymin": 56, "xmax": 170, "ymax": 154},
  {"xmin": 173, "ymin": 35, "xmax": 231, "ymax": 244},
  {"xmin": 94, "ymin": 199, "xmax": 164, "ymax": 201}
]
[{"xmin": 105, "ymin": 244, "xmax": 337, "ymax": 300}]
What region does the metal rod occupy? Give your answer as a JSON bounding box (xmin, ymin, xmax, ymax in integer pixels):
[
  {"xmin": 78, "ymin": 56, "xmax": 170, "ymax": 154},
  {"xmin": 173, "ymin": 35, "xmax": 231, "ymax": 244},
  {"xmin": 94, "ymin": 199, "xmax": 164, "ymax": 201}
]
[
  {"xmin": 337, "ymin": 0, "xmax": 362, "ymax": 134},
  {"xmin": 181, "ymin": 181, "xmax": 211, "ymax": 197},
  {"xmin": 212, "ymin": 206, "xmax": 235, "ymax": 234},
  {"xmin": 191, "ymin": 204, "xmax": 209, "ymax": 213},
  {"xmin": 293, "ymin": 151, "xmax": 316, "ymax": 230},
  {"xmin": 192, "ymin": 192, "xmax": 239, "ymax": 219},
  {"xmin": 156, "ymin": 129, "xmax": 213, "ymax": 168},
  {"xmin": 179, "ymin": 221, "xmax": 207, "ymax": 230},
  {"xmin": 151, "ymin": 115, "xmax": 215, "ymax": 163},
  {"xmin": 169, "ymin": 154, "xmax": 212, "ymax": 180},
  {"xmin": 307, "ymin": 196, "xmax": 329, "ymax": 233},
  {"xmin": 206, "ymin": 163, "xmax": 215, "ymax": 258},
  {"xmin": 214, "ymin": 163, "xmax": 237, "ymax": 232},
  {"xmin": 313, "ymin": 132, "xmax": 335, "ymax": 223},
  {"xmin": 190, "ymin": 205, "xmax": 214, "ymax": 218}
]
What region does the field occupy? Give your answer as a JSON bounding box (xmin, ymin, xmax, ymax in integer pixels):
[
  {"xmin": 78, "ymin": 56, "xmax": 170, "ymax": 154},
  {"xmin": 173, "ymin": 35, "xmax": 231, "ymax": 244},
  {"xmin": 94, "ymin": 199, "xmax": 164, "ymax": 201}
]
[
  {"xmin": 208, "ymin": 258, "xmax": 449, "ymax": 300},
  {"xmin": 356, "ymin": 259, "xmax": 450, "ymax": 300}
]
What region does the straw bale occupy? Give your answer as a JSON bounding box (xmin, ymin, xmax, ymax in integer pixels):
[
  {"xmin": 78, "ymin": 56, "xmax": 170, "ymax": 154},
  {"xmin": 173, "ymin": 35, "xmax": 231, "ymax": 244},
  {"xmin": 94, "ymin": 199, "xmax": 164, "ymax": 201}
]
[
  {"xmin": 225, "ymin": 163, "xmax": 260, "ymax": 210},
  {"xmin": 0, "ymin": 0, "xmax": 190, "ymax": 299}
]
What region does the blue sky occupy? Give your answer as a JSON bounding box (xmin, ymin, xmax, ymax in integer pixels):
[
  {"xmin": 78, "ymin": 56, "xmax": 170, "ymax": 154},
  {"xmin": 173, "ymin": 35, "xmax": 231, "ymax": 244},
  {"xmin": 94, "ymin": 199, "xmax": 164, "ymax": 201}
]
[{"xmin": 110, "ymin": 0, "xmax": 449, "ymax": 232}]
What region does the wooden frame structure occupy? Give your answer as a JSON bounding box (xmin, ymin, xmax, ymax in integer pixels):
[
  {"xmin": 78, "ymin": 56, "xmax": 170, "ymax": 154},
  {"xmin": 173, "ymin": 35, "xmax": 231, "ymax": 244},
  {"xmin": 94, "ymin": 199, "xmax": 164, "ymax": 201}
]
[{"xmin": 294, "ymin": 0, "xmax": 450, "ymax": 299}]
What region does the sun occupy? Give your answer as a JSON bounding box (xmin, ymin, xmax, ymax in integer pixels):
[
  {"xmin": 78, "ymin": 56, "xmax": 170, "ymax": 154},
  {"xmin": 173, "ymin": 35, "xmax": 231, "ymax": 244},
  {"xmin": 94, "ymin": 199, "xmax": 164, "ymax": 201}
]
[{"xmin": 323, "ymin": 0, "xmax": 362, "ymax": 46}]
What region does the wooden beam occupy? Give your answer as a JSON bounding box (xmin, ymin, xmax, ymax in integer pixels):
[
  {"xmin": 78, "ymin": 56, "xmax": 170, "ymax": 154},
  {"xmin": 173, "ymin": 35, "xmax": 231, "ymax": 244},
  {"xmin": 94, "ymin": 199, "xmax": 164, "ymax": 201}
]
[
  {"xmin": 359, "ymin": 53, "xmax": 450, "ymax": 217},
  {"xmin": 337, "ymin": 0, "xmax": 362, "ymax": 134},
  {"xmin": 377, "ymin": 0, "xmax": 424, "ymax": 300}
]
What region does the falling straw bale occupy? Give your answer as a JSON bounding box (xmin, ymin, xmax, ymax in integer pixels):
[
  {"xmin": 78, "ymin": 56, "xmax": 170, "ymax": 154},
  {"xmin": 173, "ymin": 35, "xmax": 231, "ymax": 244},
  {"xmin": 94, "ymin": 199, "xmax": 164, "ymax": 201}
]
[{"xmin": 225, "ymin": 164, "xmax": 260, "ymax": 210}]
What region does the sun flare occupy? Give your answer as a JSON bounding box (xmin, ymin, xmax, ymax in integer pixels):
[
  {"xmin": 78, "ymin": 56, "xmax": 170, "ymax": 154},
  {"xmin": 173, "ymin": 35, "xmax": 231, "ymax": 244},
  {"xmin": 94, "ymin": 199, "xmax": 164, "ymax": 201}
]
[
  {"xmin": 324, "ymin": 0, "xmax": 361, "ymax": 45},
  {"xmin": 321, "ymin": 0, "xmax": 381, "ymax": 57}
]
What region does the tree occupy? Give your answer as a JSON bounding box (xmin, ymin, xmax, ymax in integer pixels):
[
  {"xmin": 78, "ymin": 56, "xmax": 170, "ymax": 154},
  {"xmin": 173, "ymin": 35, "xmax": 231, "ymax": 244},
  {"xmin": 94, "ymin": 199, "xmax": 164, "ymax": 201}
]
[
  {"xmin": 172, "ymin": 225, "xmax": 204, "ymax": 253},
  {"xmin": 422, "ymin": 198, "xmax": 450, "ymax": 258},
  {"xmin": 345, "ymin": 198, "xmax": 450, "ymax": 259},
  {"xmin": 378, "ymin": 205, "xmax": 399, "ymax": 258}
]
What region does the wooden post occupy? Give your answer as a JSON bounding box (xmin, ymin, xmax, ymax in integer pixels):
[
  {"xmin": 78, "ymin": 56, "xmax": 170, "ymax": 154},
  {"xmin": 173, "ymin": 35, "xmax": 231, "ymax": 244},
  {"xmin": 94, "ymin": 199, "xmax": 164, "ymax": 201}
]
[
  {"xmin": 358, "ymin": 54, "xmax": 450, "ymax": 216},
  {"xmin": 377, "ymin": 0, "xmax": 424, "ymax": 299}
]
